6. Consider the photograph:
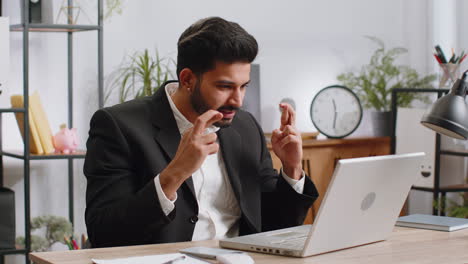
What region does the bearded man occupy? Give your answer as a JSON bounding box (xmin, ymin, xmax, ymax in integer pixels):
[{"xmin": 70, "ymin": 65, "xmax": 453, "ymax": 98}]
[{"xmin": 84, "ymin": 17, "xmax": 318, "ymax": 248}]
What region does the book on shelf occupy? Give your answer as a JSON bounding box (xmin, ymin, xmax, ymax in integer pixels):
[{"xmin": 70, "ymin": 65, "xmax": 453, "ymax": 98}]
[
  {"xmin": 396, "ymin": 214, "xmax": 468, "ymax": 232},
  {"xmin": 10, "ymin": 94, "xmax": 44, "ymax": 154},
  {"xmin": 29, "ymin": 91, "xmax": 55, "ymax": 154},
  {"xmin": 10, "ymin": 91, "xmax": 55, "ymax": 154}
]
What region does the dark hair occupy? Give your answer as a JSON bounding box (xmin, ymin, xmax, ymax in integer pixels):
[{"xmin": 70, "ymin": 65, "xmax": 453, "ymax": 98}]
[{"xmin": 177, "ymin": 17, "xmax": 258, "ymax": 78}]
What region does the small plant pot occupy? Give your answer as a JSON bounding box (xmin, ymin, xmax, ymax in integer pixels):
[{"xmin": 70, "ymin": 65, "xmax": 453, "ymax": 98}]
[{"xmin": 371, "ymin": 111, "xmax": 393, "ymax": 137}]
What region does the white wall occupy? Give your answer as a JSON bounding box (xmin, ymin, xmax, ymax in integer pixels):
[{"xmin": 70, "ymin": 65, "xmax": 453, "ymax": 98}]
[
  {"xmin": 2, "ymin": 0, "xmax": 467, "ymax": 262},
  {"xmin": 0, "ymin": 17, "xmax": 8, "ymax": 95}
]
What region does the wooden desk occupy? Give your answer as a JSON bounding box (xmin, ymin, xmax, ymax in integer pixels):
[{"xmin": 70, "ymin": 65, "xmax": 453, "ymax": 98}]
[
  {"xmin": 268, "ymin": 137, "xmax": 391, "ymax": 224},
  {"xmin": 30, "ymin": 227, "xmax": 468, "ymax": 264}
]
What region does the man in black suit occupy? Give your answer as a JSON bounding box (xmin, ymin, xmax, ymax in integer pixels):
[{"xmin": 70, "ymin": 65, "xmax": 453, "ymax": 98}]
[{"xmin": 84, "ymin": 17, "xmax": 318, "ymax": 248}]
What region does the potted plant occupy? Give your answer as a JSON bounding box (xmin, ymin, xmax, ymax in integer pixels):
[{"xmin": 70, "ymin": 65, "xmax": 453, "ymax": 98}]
[
  {"xmin": 434, "ymin": 193, "xmax": 468, "ymax": 218},
  {"xmin": 337, "ymin": 36, "xmax": 436, "ymax": 136},
  {"xmin": 104, "ymin": 48, "xmax": 175, "ymax": 105},
  {"xmin": 16, "ymin": 215, "xmax": 72, "ymax": 252}
]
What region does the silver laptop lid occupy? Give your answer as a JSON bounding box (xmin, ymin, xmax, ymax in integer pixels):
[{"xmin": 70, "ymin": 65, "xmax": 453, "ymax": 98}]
[{"xmin": 302, "ymin": 152, "xmax": 425, "ymax": 256}]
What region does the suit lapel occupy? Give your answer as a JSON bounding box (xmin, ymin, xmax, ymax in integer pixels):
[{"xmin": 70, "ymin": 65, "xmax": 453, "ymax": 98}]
[
  {"xmin": 151, "ymin": 82, "xmax": 196, "ymax": 198},
  {"xmin": 218, "ymin": 127, "xmax": 243, "ymax": 203}
]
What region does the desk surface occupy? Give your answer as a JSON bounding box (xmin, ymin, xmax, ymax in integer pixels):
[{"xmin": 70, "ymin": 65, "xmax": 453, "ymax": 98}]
[{"xmin": 30, "ymin": 227, "xmax": 468, "ymax": 264}]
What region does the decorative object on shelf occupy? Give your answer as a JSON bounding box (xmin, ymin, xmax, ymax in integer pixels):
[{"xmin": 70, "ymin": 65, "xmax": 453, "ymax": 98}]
[
  {"xmin": 0, "ymin": 187, "xmax": 15, "ymax": 249},
  {"xmin": 310, "ymin": 85, "xmax": 362, "ymax": 139},
  {"xmin": 16, "ymin": 215, "xmax": 72, "ymax": 252},
  {"xmin": 433, "ymin": 45, "xmax": 466, "ymax": 89},
  {"xmin": 104, "ymin": 48, "xmax": 175, "ymax": 105},
  {"xmin": 53, "ymin": 124, "xmax": 79, "ymax": 154},
  {"xmin": 337, "ymin": 36, "xmax": 436, "ymax": 136},
  {"xmin": 55, "ymin": 0, "xmax": 92, "ymax": 24},
  {"xmin": 279, "ymin": 98, "xmax": 296, "ymax": 111}
]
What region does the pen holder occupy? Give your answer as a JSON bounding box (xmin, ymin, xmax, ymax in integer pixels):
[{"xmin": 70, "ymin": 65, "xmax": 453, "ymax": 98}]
[{"xmin": 438, "ymin": 63, "xmax": 460, "ymax": 88}]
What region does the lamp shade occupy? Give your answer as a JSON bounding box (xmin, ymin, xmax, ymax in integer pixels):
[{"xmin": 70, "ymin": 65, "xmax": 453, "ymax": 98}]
[{"xmin": 421, "ymin": 77, "xmax": 468, "ymax": 139}]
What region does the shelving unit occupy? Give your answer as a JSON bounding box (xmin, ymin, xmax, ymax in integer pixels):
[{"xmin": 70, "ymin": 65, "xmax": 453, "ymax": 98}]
[
  {"xmin": 390, "ymin": 88, "xmax": 468, "ymax": 216},
  {"xmin": 0, "ymin": 1, "xmax": 103, "ymax": 263}
]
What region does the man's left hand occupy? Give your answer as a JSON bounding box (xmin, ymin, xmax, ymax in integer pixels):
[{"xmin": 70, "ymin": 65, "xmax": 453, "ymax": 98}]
[{"xmin": 271, "ymin": 103, "xmax": 303, "ymax": 180}]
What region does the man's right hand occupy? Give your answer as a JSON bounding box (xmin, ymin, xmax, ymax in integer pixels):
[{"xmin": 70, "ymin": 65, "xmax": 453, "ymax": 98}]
[{"xmin": 159, "ymin": 110, "xmax": 223, "ymax": 200}]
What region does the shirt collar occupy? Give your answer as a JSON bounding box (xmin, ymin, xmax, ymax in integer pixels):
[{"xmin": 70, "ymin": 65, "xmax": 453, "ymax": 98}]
[{"xmin": 165, "ymin": 82, "xmax": 220, "ymax": 135}]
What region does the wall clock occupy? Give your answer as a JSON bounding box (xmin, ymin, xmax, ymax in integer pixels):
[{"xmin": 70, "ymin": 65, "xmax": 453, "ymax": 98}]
[{"xmin": 310, "ymin": 85, "xmax": 362, "ymax": 139}]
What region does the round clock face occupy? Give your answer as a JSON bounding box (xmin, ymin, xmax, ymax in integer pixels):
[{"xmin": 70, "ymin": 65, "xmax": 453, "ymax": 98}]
[{"xmin": 310, "ymin": 85, "xmax": 363, "ymax": 138}]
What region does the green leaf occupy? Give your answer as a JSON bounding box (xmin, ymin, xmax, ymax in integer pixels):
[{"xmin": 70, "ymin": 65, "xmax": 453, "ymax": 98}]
[
  {"xmin": 336, "ymin": 36, "xmax": 436, "ymax": 111},
  {"xmin": 103, "ymin": 48, "xmax": 176, "ymax": 105}
]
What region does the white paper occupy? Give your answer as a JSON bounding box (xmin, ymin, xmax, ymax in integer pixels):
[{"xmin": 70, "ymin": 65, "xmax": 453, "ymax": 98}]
[{"xmin": 92, "ymin": 253, "xmax": 209, "ymax": 264}]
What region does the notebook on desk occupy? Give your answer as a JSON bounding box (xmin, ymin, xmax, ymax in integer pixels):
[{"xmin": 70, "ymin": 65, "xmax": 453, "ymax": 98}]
[
  {"xmin": 92, "ymin": 253, "xmax": 209, "ymax": 264},
  {"xmin": 220, "ymin": 153, "xmax": 425, "ymax": 257},
  {"xmin": 396, "ymin": 214, "xmax": 468, "ymax": 232}
]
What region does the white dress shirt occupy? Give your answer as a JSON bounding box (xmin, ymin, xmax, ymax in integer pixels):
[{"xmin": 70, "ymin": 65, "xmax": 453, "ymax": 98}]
[{"xmin": 153, "ymin": 82, "xmax": 305, "ymax": 240}]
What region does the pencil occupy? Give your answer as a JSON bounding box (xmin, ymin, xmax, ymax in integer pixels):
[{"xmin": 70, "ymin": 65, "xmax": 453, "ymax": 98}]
[{"xmin": 63, "ymin": 236, "xmax": 73, "ymax": 250}]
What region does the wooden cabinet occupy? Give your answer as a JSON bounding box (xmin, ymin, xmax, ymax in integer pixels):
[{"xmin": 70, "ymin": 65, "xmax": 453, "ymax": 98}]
[{"xmin": 268, "ymin": 137, "xmax": 391, "ymax": 224}]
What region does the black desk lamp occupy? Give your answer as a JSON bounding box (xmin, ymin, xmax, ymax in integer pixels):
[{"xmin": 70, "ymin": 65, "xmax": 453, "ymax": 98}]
[{"xmin": 421, "ymin": 70, "xmax": 468, "ymax": 139}]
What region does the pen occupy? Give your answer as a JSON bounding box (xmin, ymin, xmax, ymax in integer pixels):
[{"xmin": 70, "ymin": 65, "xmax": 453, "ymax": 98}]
[
  {"xmin": 460, "ymin": 54, "xmax": 467, "ymax": 64},
  {"xmin": 435, "ymin": 45, "xmax": 447, "ymax": 63},
  {"xmin": 161, "ymin": 255, "xmax": 186, "ymax": 264},
  {"xmin": 71, "ymin": 239, "xmax": 80, "ymax": 250}
]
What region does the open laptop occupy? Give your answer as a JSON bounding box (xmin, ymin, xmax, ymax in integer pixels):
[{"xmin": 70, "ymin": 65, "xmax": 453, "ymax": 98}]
[{"xmin": 220, "ymin": 152, "xmax": 425, "ymax": 257}]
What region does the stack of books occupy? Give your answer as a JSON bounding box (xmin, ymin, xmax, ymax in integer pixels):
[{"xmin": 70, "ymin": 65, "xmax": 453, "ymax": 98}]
[
  {"xmin": 396, "ymin": 214, "xmax": 468, "ymax": 232},
  {"xmin": 10, "ymin": 91, "xmax": 55, "ymax": 154}
]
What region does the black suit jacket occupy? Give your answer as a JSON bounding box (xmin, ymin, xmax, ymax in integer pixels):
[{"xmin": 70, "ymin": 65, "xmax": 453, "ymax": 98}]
[{"xmin": 84, "ymin": 82, "xmax": 319, "ymax": 248}]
